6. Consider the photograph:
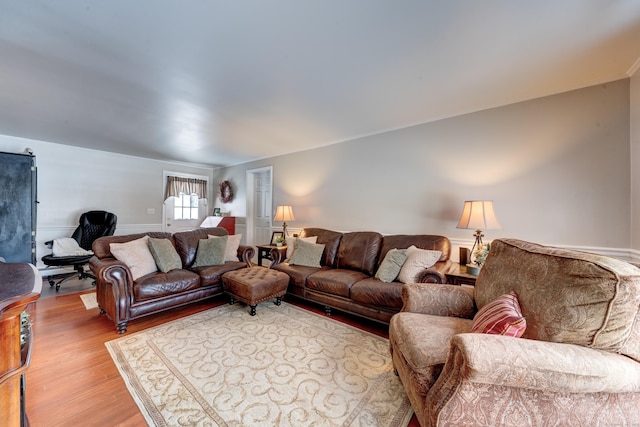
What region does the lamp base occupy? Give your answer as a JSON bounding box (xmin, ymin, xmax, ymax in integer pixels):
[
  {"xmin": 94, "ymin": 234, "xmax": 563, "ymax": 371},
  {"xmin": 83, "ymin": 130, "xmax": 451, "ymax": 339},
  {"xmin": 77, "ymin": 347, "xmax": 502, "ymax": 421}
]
[{"xmin": 466, "ymin": 264, "xmax": 481, "ymax": 276}]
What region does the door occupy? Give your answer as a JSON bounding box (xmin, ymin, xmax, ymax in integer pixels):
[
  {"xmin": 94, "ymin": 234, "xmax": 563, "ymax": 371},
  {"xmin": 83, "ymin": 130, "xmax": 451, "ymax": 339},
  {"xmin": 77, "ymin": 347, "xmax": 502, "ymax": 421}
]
[
  {"xmin": 253, "ymin": 171, "xmax": 271, "ymax": 245},
  {"xmin": 162, "ymin": 172, "xmax": 209, "ymax": 233},
  {"xmin": 245, "ymin": 166, "xmax": 272, "ymax": 247}
]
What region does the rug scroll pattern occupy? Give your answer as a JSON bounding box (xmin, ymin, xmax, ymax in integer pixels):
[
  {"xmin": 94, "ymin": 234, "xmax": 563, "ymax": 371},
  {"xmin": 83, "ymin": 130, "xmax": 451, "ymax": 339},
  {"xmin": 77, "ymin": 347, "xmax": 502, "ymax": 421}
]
[{"xmin": 106, "ymin": 302, "xmax": 413, "ymax": 426}]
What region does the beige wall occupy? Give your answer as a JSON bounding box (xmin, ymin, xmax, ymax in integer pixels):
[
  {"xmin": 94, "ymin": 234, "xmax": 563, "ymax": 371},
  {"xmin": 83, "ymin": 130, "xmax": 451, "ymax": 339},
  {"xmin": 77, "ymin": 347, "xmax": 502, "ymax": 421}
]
[
  {"xmin": 216, "ymin": 79, "xmax": 632, "ymax": 256},
  {"xmin": 631, "ymin": 72, "xmax": 640, "ymax": 252},
  {"xmin": 0, "ymin": 79, "xmax": 633, "ymax": 265}
]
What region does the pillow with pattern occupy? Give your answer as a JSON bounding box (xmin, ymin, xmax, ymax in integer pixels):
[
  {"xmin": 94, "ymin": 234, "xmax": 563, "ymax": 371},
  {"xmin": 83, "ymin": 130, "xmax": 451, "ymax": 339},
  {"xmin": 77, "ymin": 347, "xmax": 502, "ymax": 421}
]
[
  {"xmin": 289, "ymin": 239, "xmax": 325, "ymax": 268},
  {"xmin": 472, "ymin": 291, "xmax": 527, "ymax": 337},
  {"xmin": 110, "ymin": 235, "xmax": 158, "ymax": 280},
  {"xmin": 193, "ymin": 235, "xmax": 227, "ymax": 267},
  {"xmin": 397, "ymin": 245, "xmax": 442, "ymax": 283},
  {"xmin": 375, "ymin": 248, "xmax": 408, "ymax": 283}
]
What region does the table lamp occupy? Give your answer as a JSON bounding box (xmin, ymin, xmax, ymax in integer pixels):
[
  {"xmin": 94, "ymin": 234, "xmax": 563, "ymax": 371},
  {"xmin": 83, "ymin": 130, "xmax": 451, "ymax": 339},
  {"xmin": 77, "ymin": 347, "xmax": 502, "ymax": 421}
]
[
  {"xmin": 274, "ymin": 205, "xmax": 295, "ymax": 236},
  {"xmin": 456, "ymin": 200, "xmax": 502, "ymax": 257}
]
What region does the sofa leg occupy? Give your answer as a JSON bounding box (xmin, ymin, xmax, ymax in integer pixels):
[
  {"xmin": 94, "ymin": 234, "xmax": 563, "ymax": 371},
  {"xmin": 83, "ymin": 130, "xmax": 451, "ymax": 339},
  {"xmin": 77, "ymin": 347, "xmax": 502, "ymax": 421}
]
[
  {"xmin": 117, "ymin": 322, "xmax": 128, "ymax": 334},
  {"xmin": 229, "ymin": 297, "xmax": 235, "ymax": 305},
  {"xmin": 325, "ymin": 306, "xmax": 332, "ymax": 316}
]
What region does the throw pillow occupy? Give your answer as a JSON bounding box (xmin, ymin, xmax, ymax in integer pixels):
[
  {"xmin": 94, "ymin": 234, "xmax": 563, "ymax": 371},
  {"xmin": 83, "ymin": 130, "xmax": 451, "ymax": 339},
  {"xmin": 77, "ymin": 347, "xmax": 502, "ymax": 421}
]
[
  {"xmin": 110, "ymin": 236, "xmax": 158, "ymax": 280},
  {"xmin": 397, "ymin": 245, "xmax": 442, "ymax": 283},
  {"xmin": 147, "ymin": 237, "xmax": 182, "ymax": 273},
  {"xmin": 472, "ymin": 291, "xmax": 527, "ymax": 337},
  {"xmin": 210, "ymin": 233, "xmax": 242, "ymax": 262},
  {"xmin": 193, "ymin": 235, "xmax": 227, "ymax": 267},
  {"xmin": 289, "ymin": 239, "xmax": 325, "ymax": 268},
  {"xmin": 285, "ymin": 235, "xmax": 318, "ymax": 260},
  {"xmin": 375, "ymin": 249, "xmax": 408, "ymax": 282}
]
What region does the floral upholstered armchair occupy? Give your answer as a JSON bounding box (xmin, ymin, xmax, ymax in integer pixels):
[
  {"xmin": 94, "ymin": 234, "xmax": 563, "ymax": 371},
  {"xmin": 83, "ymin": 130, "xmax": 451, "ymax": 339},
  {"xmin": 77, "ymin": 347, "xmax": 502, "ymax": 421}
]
[{"xmin": 389, "ymin": 238, "xmax": 640, "ymax": 427}]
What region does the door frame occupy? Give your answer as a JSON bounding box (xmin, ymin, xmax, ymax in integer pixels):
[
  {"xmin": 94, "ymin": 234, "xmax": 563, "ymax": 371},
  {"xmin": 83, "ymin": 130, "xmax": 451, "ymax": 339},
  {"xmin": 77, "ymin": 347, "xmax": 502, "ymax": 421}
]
[{"xmin": 245, "ymin": 166, "xmax": 273, "ymax": 246}]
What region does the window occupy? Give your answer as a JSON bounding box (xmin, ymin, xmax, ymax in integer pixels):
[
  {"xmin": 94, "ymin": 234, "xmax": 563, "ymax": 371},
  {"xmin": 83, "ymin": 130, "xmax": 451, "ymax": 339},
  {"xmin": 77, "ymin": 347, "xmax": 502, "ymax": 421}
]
[{"xmin": 174, "ymin": 193, "xmax": 199, "ymax": 220}]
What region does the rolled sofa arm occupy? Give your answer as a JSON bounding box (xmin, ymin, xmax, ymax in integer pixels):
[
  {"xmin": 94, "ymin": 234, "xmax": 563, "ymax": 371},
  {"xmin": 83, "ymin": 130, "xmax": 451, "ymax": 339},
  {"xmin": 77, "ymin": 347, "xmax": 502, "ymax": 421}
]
[
  {"xmin": 237, "ymin": 245, "xmax": 255, "ymax": 267},
  {"xmin": 89, "ymin": 256, "xmax": 135, "ymax": 333},
  {"xmin": 435, "ymin": 333, "xmax": 640, "ymax": 394},
  {"xmin": 415, "ymin": 259, "xmax": 452, "ymax": 284},
  {"xmin": 401, "ymin": 283, "xmax": 476, "ymax": 318}
]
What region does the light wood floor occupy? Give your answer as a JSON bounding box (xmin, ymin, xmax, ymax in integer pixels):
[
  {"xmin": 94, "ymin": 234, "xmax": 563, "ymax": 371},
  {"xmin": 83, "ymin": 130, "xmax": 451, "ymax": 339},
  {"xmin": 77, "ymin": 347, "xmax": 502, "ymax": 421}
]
[{"xmin": 25, "ymin": 289, "xmax": 419, "ymax": 426}]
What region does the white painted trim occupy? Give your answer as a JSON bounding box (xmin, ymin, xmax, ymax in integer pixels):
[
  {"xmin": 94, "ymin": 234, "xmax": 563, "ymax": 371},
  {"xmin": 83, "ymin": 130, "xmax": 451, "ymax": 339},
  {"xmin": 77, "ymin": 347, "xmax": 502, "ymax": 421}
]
[{"xmin": 628, "ymin": 55, "xmax": 640, "ymax": 77}]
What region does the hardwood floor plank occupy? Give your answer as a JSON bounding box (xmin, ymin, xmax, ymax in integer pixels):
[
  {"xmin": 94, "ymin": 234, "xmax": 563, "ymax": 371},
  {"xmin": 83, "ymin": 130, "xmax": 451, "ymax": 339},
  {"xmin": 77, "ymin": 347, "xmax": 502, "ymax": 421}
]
[{"xmin": 25, "ymin": 291, "xmax": 419, "ymax": 426}]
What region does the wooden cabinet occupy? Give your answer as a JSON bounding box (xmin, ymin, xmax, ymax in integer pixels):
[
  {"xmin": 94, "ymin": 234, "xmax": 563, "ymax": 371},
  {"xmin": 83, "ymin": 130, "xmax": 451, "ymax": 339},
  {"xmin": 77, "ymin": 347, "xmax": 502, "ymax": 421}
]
[
  {"xmin": 0, "ymin": 263, "xmax": 41, "ymax": 427},
  {"xmin": 446, "ymin": 263, "xmax": 477, "ymax": 287}
]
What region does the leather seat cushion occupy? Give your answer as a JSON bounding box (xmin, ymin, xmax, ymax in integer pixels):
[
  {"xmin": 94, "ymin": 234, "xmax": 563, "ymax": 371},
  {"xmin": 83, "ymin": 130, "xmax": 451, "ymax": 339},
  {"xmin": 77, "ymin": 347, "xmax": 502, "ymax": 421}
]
[
  {"xmin": 351, "ymin": 278, "xmax": 404, "ymax": 309},
  {"xmin": 306, "ymin": 269, "xmax": 368, "ymax": 298},
  {"xmin": 192, "ymin": 261, "xmax": 247, "ymax": 286},
  {"xmin": 134, "ymin": 269, "xmax": 200, "ymax": 301}
]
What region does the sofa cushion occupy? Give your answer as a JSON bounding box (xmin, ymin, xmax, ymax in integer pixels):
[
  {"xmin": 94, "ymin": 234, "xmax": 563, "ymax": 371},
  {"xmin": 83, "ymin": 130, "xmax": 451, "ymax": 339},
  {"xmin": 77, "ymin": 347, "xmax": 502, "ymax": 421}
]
[
  {"xmin": 299, "ymin": 228, "xmax": 343, "ymax": 267},
  {"xmin": 478, "ymin": 238, "xmax": 640, "ymax": 361},
  {"xmin": 174, "ymin": 227, "xmax": 229, "ymax": 267},
  {"xmin": 472, "ymin": 291, "xmax": 526, "ymax": 337},
  {"xmin": 397, "ymin": 246, "xmax": 442, "ymax": 284},
  {"xmin": 351, "ymin": 278, "xmax": 404, "ymax": 309},
  {"xmin": 375, "ymin": 248, "xmax": 408, "ymax": 283},
  {"xmin": 285, "ymin": 235, "xmax": 317, "ymax": 260},
  {"xmin": 380, "ymin": 234, "xmax": 450, "ymax": 264},
  {"xmin": 335, "ymin": 231, "xmax": 383, "ymax": 276},
  {"xmin": 134, "ymin": 269, "xmax": 201, "ymax": 301},
  {"xmin": 270, "ymin": 262, "xmax": 323, "ymax": 288},
  {"xmin": 148, "ymin": 237, "xmax": 182, "ymax": 273},
  {"xmin": 389, "ymin": 312, "xmax": 473, "ymax": 396},
  {"xmin": 110, "ymin": 235, "xmax": 158, "ymax": 280},
  {"xmin": 191, "ymin": 261, "xmax": 247, "ymax": 287},
  {"xmin": 221, "ymin": 233, "xmax": 242, "ymax": 262},
  {"xmin": 193, "ymin": 236, "xmax": 227, "ymax": 267},
  {"xmin": 289, "ymin": 239, "xmax": 325, "ymax": 268},
  {"xmin": 306, "ymin": 269, "xmax": 369, "ymax": 298}
]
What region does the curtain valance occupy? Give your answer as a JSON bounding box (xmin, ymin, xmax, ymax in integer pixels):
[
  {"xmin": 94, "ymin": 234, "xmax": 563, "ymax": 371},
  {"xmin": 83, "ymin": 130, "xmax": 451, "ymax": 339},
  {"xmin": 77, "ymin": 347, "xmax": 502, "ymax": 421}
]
[{"xmin": 164, "ymin": 176, "xmax": 208, "ymax": 200}]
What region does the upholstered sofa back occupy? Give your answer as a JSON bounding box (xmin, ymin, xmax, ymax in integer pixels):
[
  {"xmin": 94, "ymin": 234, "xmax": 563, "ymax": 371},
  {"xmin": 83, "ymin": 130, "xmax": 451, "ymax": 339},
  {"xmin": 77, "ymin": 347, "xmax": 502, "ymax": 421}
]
[
  {"xmin": 92, "ymin": 232, "xmax": 173, "ymax": 259},
  {"xmin": 379, "ymin": 234, "xmax": 451, "ymax": 263},
  {"xmin": 173, "ymin": 227, "xmax": 228, "ymax": 267},
  {"xmin": 477, "ymin": 238, "xmax": 640, "ymax": 361},
  {"xmin": 335, "ymin": 231, "xmax": 382, "ymax": 276},
  {"xmin": 299, "ymin": 228, "xmax": 343, "ymax": 267}
]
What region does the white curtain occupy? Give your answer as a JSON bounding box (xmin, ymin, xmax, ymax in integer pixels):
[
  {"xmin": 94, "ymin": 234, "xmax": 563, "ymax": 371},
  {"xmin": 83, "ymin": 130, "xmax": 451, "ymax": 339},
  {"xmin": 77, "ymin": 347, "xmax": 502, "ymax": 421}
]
[{"xmin": 164, "ymin": 176, "xmax": 208, "ymax": 200}]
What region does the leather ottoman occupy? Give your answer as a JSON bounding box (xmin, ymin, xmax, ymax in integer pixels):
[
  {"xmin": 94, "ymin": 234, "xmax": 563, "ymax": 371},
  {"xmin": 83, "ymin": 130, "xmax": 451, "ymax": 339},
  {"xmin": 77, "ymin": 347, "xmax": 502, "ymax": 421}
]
[{"xmin": 221, "ymin": 267, "xmax": 290, "ymax": 315}]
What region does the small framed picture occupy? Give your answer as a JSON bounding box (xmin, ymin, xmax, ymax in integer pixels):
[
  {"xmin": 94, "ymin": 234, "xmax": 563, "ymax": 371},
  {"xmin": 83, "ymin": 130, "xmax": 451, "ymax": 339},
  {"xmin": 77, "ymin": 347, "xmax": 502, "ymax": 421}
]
[
  {"xmin": 271, "ymin": 231, "xmax": 284, "ymax": 245},
  {"xmin": 213, "ymin": 208, "xmax": 221, "ymax": 216}
]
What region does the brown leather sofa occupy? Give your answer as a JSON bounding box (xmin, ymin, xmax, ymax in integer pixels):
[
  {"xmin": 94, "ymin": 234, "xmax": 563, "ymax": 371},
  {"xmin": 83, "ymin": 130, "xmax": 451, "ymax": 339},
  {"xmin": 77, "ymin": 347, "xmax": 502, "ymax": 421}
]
[
  {"xmin": 270, "ymin": 228, "xmax": 451, "ymax": 323},
  {"xmin": 89, "ymin": 227, "xmax": 254, "ymax": 333}
]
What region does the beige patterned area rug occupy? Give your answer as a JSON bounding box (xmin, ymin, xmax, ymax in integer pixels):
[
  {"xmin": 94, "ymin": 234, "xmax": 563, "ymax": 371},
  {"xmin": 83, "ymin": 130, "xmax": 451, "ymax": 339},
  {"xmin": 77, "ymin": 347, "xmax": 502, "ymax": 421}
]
[
  {"xmin": 105, "ymin": 302, "xmax": 413, "ymax": 427},
  {"xmin": 80, "ymin": 292, "xmax": 98, "ymax": 310}
]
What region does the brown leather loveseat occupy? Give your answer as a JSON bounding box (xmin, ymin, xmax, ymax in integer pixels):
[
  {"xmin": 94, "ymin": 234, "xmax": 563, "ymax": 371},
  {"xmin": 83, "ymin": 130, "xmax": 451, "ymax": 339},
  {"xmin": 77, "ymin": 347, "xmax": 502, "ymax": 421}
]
[
  {"xmin": 271, "ymin": 228, "xmax": 451, "ymax": 323},
  {"xmin": 90, "ymin": 227, "xmax": 253, "ymax": 333}
]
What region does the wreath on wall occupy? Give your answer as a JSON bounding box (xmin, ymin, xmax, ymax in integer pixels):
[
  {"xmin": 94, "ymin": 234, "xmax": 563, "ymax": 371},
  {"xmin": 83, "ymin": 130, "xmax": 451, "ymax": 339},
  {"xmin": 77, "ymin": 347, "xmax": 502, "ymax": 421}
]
[{"xmin": 219, "ymin": 180, "xmax": 234, "ymax": 203}]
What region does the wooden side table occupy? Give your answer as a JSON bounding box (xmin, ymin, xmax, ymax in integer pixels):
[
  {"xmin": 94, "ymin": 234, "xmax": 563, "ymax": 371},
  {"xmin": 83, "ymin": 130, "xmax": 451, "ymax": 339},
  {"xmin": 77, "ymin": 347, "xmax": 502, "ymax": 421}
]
[
  {"xmin": 256, "ymin": 245, "xmax": 287, "ymax": 266},
  {"xmin": 446, "ymin": 263, "xmax": 477, "ymax": 287}
]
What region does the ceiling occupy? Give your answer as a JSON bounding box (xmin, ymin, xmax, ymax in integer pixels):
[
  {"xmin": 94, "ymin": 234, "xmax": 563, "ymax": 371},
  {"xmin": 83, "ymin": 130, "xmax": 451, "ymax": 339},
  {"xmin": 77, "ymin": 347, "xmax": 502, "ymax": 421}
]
[{"xmin": 2, "ymin": 1, "xmax": 640, "ymax": 167}]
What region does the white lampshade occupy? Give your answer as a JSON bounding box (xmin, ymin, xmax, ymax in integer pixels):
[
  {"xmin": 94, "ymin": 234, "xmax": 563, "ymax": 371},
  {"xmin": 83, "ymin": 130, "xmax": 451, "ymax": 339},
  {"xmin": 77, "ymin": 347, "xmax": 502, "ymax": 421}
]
[
  {"xmin": 274, "ymin": 205, "xmax": 295, "ymax": 222},
  {"xmin": 456, "ymin": 200, "xmax": 502, "ymax": 230}
]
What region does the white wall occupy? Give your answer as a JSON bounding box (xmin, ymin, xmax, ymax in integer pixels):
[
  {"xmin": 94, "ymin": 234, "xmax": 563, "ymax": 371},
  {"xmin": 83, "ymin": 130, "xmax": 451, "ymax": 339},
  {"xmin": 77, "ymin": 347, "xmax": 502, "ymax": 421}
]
[
  {"xmin": 0, "ymin": 135, "xmax": 214, "ymax": 269},
  {"xmin": 631, "ymin": 72, "xmax": 640, "ymax": 253},
  {"xmin": 216, "ymin": 79, "xmax": 632, "ymax": 258}
]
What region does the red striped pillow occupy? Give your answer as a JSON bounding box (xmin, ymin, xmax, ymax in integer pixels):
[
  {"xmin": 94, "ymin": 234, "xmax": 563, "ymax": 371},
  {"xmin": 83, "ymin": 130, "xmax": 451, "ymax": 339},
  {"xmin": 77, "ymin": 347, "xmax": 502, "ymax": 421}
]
[{"xmin": 472, "ymin": 291, "xmax": 526, "ymax": 337}]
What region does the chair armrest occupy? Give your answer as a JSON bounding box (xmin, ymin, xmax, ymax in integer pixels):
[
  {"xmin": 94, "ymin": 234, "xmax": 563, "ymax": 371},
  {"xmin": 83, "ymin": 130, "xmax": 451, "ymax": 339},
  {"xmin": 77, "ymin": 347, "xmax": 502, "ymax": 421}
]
[
  {"xmin": 415, "ymin": 260, "xmax": 452, "ymax": 284},
  {"xmin": 439, "ymin": 333, "xmax": 640, "ymax": 394},
  {"xmin": 401, "ymin": 283, "xmax": 476, "ymax": 319},
  {"xmin": 237, "ymin": 245, "xmax": 255, "ymax": 267},
  {"xmin": 269, "ymin": 247, "xmax": 286, "ymax": 267}
]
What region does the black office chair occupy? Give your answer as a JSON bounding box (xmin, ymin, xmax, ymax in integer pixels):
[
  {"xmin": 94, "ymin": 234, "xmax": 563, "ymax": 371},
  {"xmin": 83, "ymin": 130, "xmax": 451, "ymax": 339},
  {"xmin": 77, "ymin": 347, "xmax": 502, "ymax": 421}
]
[{"xmin": 42, "ymin": 210, "xmax": 117, "ymax": 291}]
